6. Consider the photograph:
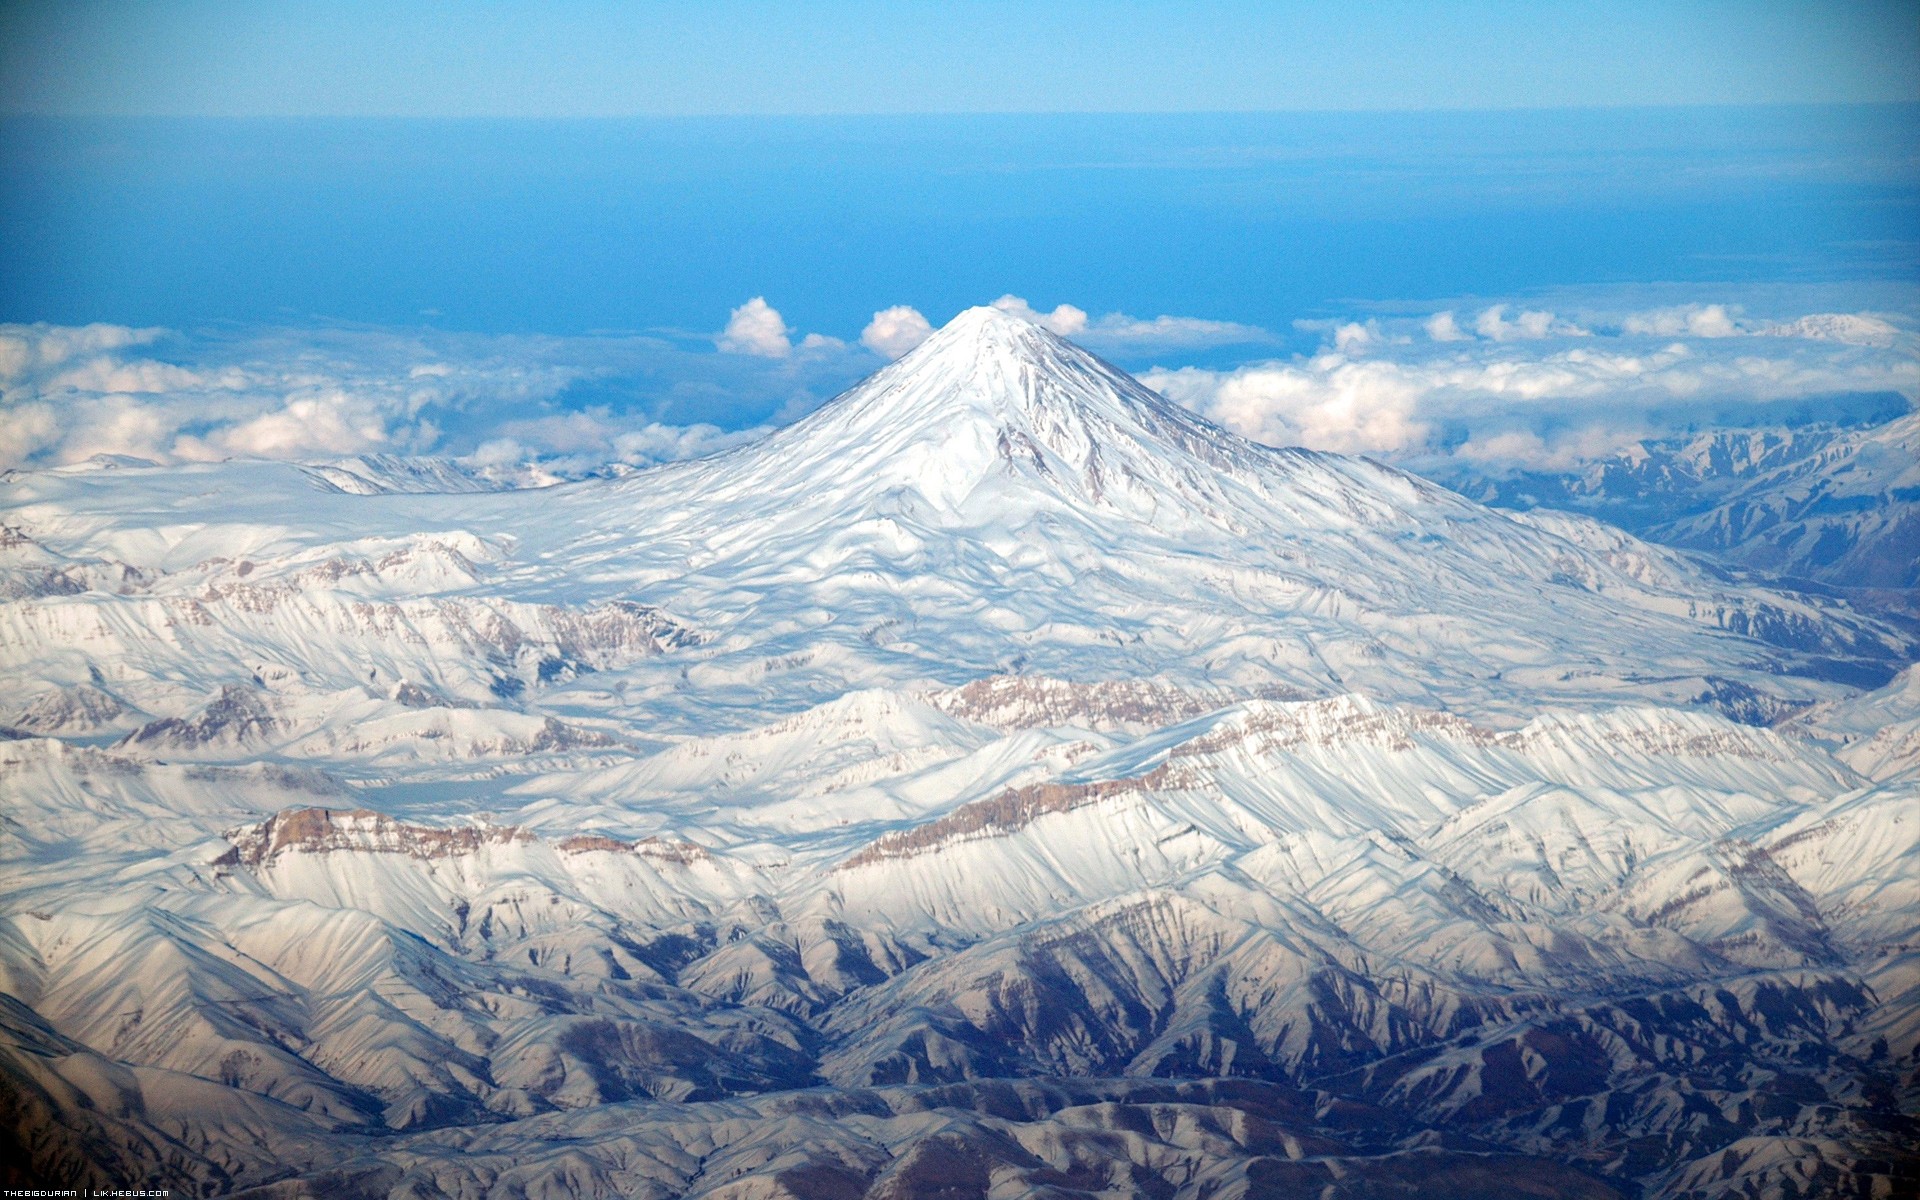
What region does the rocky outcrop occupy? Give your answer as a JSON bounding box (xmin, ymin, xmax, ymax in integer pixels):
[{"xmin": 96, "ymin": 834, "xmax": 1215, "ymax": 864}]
[{"xmin": 227, "ymin": 807, "xmax": 535, "ymax": 866}]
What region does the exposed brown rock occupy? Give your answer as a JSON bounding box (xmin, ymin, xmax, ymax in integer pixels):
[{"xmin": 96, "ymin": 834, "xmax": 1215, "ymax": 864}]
[
  {"xmin": 227, "ymin": 807, "xmax": 534, "ymax": 867},
  {"xmin": 556, "ymin": 833, "xmax": 635, "ymax": 855},
  {"xmin": 231, "ymin": 810, "xmax": 707, "ymax": 869},
  {"xmin": 554, "ymin": 832, "xmax": 712, "ymax": 862},
  {"xmin": 635, "ymin": 836, "xmax": 712, "ymax": 864},
  {"xmin": 119, "ymin": 685, "xmax": 278, "ymax": 749},
  {"xmin": 1498, "ymin": 719, "xmax": 1779, "ymax": 760},
  {"xmin": 840, "ymin": 772, "xmax": 1165, "ymax": 869}
]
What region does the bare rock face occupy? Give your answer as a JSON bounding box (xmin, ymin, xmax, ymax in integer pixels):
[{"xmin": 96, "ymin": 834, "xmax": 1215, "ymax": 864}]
[
  {"xmin": 547, "ymin": 599, "xmax": 707, "ymax": 662},
  {"xmin": 1431, "ymin": 412, "xmax": 1920, "ymax": 591},
  {"xmin": 222, "ymin": 810, "xmax": 730, "ymax": 873},
  {"xmin": 226, "ymin": 807, "xmax": 536, "ymax": 866},
  {"xmin": 842, "ymin": 773, "xmax": 1161, "ymax": 868},
  {"xmin": 556, "ymin": 833, "xmax": 712, "ymax": 863},
  {"xmin": 844, "ymin": 697, "xmax": 1500, "ymax": 867},
  {"xmin": 121, "ymin": 684, "xmax": 283, "ymax": 750},
  {"xmin": 2, "ymin": 683, "xmax": 128, "ymax": 734}
]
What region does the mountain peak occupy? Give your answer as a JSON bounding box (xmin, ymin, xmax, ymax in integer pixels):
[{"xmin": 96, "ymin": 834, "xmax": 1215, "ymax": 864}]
[
  {"xmin": 929, "ymin": 303, "xmax": 1041, "ymax": 337},
  {"xmin": 742, "ymin": 299, "xmax": 1270, "ymax": 518},
  {"xmin": 903, "ymin": 303, "xmax": 1062, "ymax": 360},
  {"xmin": 883, "ymin": 302, "xmax": 1084, "ymax": 395}
]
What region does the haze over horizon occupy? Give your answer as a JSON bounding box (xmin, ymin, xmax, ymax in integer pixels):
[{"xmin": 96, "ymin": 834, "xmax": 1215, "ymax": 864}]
[{"xmin": 4, "ymin": 1, "xmax": 1916, "ymax": 118}]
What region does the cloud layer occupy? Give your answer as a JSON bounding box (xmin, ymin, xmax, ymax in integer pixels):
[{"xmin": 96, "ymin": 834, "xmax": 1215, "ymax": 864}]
[
  {"xmin": 730, "ymin": 294, "xmax": 1272, "ymax": 365},
  {"xmin": 2, "ymin": 296, "xmax": 1910, "ymax": 481},
  {"xmin": 989, "ymin": 296, "xmax": 1268, "ymax": 351},
  {"xmin": 1149, "ymin": 302, "xmax": 1917, "ymax": 470},
  {"xmin": 0, "ymin": 322, "xmax": 812, "ymax": 475}
]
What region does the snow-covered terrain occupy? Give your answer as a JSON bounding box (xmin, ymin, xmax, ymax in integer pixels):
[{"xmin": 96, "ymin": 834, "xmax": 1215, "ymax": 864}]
[
  {"xmin": 3, "ymin": 307, "xmax": 1915, "ymax": 1199},
  {"xmin": 1434, "ymin": 411, "xmax": 1920, "ymax": 591}
]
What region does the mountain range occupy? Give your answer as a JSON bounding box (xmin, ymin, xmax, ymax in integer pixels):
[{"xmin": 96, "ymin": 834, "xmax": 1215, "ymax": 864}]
[
  {"xmin": 1432, "ymin": 411, "xmax": 1920, "ymax": 594},
  {"xmin": 2, "ymin": 307, "xmax": 1915, "ymax": 1199}
]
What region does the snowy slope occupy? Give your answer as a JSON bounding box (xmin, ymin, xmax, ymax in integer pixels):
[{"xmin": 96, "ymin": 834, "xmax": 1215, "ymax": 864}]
[
  {"xmin": 1795, "ymin": 663, "xmax": 1920, "ymax": 780},
  {"xmin": 1, "ymin": 307, "xmax": 1906, "ymax": 741},
  {"xmin": 1428, "ymin": 410, "xmax": 1920, "ymax": 590},
  {"xmin": 1648, "ymin": 411, "xmax": 1920, "ymax": 588},
  {"xmin": 2, "ymin": 306, "xmax": 1916, "ymax": 1199}
]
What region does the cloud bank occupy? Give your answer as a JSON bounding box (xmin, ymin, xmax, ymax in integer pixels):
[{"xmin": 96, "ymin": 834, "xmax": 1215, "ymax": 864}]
[
  {"xmin": 850, "ymin": 296, "xmax": 1269, "ymax": 358},
  {"xmin": 2, "ymin": 296, "xmax": 1909, "ymax": 483},
  {"xmin": 0, "ymin": 321, "xmax": 817, "ymax": 475},
  {"xmin": 1148, "ymin": 302, "xmax": 1917, "ymax": 470}
]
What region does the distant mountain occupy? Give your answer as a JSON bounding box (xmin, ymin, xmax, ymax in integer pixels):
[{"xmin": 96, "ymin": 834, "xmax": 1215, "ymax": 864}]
[
  {"xmin": 1431, "ymin": 411, "xmax": 1920, "ymax": 590},
  {"xmin": 302, "ymin": 452, "xmax": 560, "ymax": 494},
  {"xmin": 2, "ymin": 307, "xmax": 1916, "ymax": 1199},
  {"xmin": 1649, "ymin": 412, "xmax": 1920, "ymax": 588}
]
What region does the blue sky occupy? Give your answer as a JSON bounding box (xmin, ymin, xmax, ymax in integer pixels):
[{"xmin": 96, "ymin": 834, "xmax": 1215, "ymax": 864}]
[{"xmin": 2, "ymin": 1, "xmax": 1916, "ymax": 116}]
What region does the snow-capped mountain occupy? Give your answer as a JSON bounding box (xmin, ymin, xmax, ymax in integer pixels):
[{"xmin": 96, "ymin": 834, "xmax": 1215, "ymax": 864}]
[
  {"xmin": 1647, "ymin": 411, "xmax": 1920, "ymax": 589},
  {"xmin": 3, "ymin": 307, "xmax": 1916, "ymax": 1199},
  {"xmin": 2, "ymin": 308, "xmax": 1904, "ymax": 732},
  {"xmin": 1432, "ymin": 410, "xmax": 1920, "ymax": 591},
  {"xmin": 301, "ymin": 453, "xmax": 556, "ymax": 496}
]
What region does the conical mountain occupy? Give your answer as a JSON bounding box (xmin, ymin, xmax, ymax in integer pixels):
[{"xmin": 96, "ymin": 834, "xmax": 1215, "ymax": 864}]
[
  {"xmin": 746, "ymin": 304, "xmax": 1275, "ymax": 517},
  {"xmin": 556, "ymin": 306, "xmax": 1906, "ymax": 721},
  {"xmin": 628, "ymin": 304, "xmax": 1479, "ymax": 536}
]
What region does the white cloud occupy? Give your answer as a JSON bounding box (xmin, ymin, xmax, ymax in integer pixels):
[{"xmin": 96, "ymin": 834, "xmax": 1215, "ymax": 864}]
[
  {"xmin": 609, "ymin": 421, "xmax": 758, "ymax": 466},
  {"xmin": 2, "ymin": 296, "xmax": 1909, "ymax": 483},
  {"xmin": 861, "ymin": 305, "xmax": 934, "ymax": 359},
  {"xmin": 1583, "ymin": 303, "xmax": 1903, "ymax": 347},
  {"xmin": 1763, "ymin": 312, "xmax": 1901, "ymax": 347},
  {"xmin": 865, "ymin": 296, "xmax": 1266, "ymax": 354},
  {"xmin": 1450, "ymin": 424, "xmax": 1647, "ymax": 471},
  {"xmin": 992, "ymin": 295, "xmax": 1089, "ymax": 335},
  {"xmin": 1332, "ymin": 321, "xmax": 1384, "ymax": 355},
  {"xmin": 45, "ymin": 357, "xmax": 215, "ymax": 394},
  {"xmin": 1424, "ymin": 311, "xmax": 1469, "ymax": 342},
  {"xmin": 56, "ymin": 395, "xmax": 185, "ymax": 462},
  {"xmin": 716, "ymin": 297, "xmax": 792, "ymax": 358},
  {"xmin": 474, "ymin": 410, "xmax": 760, "ymax": 474},
  {"xmin": 1414, "ymin": 300, "xmax": 1908, "ymax": 353},
  {"xmin": 1145, "ymin": 317, "xmax": 1919, "ymax": 471},
  {"xmin": 1148, "ymin": 356, "xmax": 1430, "ymax": 454},
  {"xmin": 1620, "ymin": 303, "xmax": 1742, "ymax": 338},
  {"xmin": 1079, "ymin": 312, "xmax": 1268, "ymax": 350},
  {"xmin": 0, "ymin": 321, "xmax": 832, "ymax": 475},
  {"xmin": 0, "ymin": 402, "xmax": 62, "ymax": 463},
  {"xmin": 476, "ymin": 409, "xmax": 615, "ymax": 456},
  {"xmin": 0, "ymin": 322, "xmax": 555, "ymax": 469},
  {"xmin": 0, "ymin": 322, "xmax": 164, "ymax": 385},
  {"xmin": 1473, "ymin": 305, "xmax": 1588, "ymax": 341}
]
